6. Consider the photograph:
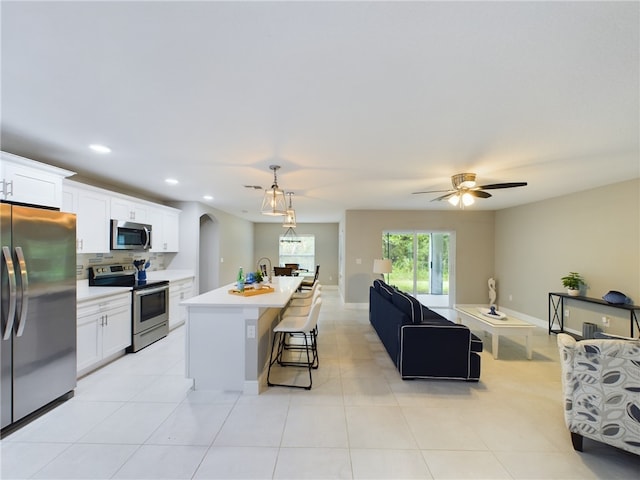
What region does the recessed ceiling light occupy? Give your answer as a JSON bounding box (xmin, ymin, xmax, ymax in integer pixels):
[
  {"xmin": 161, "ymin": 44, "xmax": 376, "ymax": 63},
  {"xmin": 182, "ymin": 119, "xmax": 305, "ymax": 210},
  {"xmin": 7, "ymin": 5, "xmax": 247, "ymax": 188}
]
[
  {"xmin": 89, "ymin": 144, "xmax": 111, "ymax": 154},
  {"xmin": 203, "ymin": 195, "xmax": 214, "ymax": 201},
  {"xmin": 165, "ymin": 178, "xmax": 179, "ymax": 185}
]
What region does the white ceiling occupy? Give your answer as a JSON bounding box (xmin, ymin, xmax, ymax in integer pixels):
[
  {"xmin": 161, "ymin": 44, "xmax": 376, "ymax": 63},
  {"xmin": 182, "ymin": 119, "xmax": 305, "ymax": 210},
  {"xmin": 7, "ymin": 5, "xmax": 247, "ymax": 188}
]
[{"xmin": 2, "ymin": 1, "xmax": 638, "ymax": 223}]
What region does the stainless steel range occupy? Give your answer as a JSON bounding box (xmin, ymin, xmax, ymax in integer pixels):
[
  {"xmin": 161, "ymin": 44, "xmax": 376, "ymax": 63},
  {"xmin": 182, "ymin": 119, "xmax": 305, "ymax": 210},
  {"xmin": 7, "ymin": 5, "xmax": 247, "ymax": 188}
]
[{"xmin": 88, "ymin": 264, "xmax": 169, "ymax": 352}]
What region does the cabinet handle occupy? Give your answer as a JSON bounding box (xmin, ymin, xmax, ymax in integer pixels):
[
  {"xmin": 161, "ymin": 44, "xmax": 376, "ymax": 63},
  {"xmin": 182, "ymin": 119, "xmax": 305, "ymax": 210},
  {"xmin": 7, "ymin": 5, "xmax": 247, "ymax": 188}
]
[{"xmin": 1, "ymin": 180, "xmax": 13, "ymax": 197}]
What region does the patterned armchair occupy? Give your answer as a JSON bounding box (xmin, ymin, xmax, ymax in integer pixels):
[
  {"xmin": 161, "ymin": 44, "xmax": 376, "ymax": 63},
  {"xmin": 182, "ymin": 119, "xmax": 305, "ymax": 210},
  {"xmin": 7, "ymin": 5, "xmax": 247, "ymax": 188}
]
[{"xmin": 557, "ymin": 333, "xmax": 640, "ymax": 455}]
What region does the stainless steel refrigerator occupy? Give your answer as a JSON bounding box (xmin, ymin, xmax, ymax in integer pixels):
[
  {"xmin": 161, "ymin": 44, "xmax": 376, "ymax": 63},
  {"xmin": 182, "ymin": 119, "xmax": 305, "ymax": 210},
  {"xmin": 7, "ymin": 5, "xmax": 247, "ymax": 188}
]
[{"xmin": 1, "ymin": 203, "xmax": 77, "ymax": 431}]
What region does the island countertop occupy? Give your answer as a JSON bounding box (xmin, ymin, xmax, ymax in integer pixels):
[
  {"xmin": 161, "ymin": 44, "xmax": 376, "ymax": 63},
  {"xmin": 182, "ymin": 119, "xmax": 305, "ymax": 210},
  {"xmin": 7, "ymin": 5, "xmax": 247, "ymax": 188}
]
[{"xmin": 181, "ymin": 276, "xmax": 303, "ymax": 308}]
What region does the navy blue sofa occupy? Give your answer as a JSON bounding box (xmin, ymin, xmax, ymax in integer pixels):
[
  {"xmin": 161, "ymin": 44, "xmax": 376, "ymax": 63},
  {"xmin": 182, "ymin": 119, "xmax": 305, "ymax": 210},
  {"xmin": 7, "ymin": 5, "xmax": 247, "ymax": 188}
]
[{"xmin": 369, "ymin": 279, "xmax": 482, "ymax": 381}]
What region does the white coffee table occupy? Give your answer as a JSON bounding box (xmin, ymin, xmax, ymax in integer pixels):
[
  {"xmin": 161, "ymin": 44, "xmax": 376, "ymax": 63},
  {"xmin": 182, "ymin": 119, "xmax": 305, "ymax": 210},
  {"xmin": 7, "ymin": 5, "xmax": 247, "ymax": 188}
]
[{"xmin": 455, "ymin": 304, "xmax": 536, "ymax": 360}]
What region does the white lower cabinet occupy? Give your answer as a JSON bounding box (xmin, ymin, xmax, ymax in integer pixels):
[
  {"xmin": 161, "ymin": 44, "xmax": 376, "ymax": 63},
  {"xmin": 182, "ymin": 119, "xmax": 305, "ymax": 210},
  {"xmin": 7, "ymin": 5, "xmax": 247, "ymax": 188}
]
[
  {"xmin": 169, "ymin": 277, "xmax": 194, "ymax": 330},
  {"xmin": 77, "ymin": 292, "xmax": 131, "ymax": 376}
]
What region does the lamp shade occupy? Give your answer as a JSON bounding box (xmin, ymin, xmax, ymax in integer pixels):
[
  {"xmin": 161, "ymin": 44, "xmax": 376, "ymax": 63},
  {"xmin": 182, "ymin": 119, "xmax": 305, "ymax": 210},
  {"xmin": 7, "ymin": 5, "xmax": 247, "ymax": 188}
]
[
  {"xmin": 373, "ymin": 258, "xmax": 392, "ymax": 274},
  {"xmin": 261, "ymin": 165, "xmax": 287, "ymax": 215},
  {"xmin": 282, "ymin": 192, "xmax": 296, "ymax": 227}
]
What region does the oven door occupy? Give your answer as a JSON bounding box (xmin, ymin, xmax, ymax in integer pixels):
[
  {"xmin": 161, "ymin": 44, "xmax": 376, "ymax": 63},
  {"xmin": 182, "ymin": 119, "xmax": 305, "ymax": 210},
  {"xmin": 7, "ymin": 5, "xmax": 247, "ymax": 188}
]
[{"xmin": 132, "ymin": 285, "xmax": 169, "ymax": 335}]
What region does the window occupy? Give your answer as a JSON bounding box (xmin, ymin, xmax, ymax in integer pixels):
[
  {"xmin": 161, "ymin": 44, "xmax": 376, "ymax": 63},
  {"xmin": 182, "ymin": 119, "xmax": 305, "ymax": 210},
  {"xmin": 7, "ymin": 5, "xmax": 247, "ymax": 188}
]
[
  {"xmin": 382, "ymin": 231, "xmax": 452, "ymax": 307},
  {"xmin": 279, "ymin": 234, "xmax": 315, "ymax": 272}
]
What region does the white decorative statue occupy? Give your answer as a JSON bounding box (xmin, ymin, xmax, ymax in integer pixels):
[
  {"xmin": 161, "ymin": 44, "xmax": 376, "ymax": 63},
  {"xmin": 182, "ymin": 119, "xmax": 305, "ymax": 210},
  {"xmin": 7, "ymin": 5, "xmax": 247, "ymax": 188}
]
[{"xmin": 488, "ymin": 278, "xmax": 497, "ymax": 308}]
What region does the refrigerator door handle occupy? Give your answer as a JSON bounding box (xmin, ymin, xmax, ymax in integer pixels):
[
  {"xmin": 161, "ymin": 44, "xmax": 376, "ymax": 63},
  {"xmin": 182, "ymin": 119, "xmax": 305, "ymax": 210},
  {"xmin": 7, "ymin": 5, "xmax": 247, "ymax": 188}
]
[
  {"xmin": 1, "ymin": 246, "xmax": 17, "ymax": 340},
  {"xmin": 14, "ymin": 246, "xmax": 29, "ymax": 337}
]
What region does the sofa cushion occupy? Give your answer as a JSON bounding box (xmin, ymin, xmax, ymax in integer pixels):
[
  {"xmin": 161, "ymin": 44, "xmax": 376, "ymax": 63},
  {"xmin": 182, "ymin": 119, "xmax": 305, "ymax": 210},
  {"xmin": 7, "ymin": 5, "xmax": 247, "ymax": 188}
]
[
  {"xmin": 391, "ymin": 290, "xmax": 424, "ymax": 324},
  {"xmin": 377, "ymin": 281, "xmax": 395, "ymax": 301},
  {"xmin": 593, "ymin": 332, "xmax": 639, "ymax": 341},
  {"xmin": 421, "ymin": 306, "xmax": 446, "ymax": 322}
]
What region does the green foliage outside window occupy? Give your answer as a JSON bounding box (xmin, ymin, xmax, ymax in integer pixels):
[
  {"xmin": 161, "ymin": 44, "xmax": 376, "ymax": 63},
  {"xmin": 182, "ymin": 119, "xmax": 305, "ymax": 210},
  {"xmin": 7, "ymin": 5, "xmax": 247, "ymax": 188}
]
[{"xmin": 382, "ymin": 232, "xmax": 449, "ymax": 294}]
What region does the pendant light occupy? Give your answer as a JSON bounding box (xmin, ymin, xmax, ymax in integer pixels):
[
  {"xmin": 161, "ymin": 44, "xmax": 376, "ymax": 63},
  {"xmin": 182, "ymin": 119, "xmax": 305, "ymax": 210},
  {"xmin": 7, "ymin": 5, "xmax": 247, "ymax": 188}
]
[
  {"xmin": 281, "ymin": 226, "xmax": 301, "ymax": 243},
  {"xmin": 282, "ymin": 192, "xmax": 297, "ymax": 228},
  {"xmin": 261, "ymin": 165, "xmax": 287, "ymax": 216}
]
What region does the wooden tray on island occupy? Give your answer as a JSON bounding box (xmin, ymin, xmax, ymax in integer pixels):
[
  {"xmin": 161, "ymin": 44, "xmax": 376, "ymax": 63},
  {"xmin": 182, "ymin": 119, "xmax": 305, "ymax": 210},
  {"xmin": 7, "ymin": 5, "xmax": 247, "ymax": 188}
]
[{"xmin": 228, "ymin": 285, "xmax": 275, "ymax": 296}]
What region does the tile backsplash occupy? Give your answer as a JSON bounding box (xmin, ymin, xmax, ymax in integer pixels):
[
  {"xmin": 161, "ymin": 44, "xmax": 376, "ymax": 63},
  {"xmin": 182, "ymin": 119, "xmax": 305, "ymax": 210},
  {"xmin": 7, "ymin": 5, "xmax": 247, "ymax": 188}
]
[{"xmin": 77, "ymin": 252, "xmax": 167, "ymax": 279}]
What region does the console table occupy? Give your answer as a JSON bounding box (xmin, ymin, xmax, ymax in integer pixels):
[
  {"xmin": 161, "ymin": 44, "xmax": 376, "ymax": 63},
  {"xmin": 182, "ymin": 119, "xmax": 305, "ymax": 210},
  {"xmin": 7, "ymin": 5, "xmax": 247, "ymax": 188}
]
[{"xmin": 548, "ymin": 292, "xmax": 640, "ymax": 337}]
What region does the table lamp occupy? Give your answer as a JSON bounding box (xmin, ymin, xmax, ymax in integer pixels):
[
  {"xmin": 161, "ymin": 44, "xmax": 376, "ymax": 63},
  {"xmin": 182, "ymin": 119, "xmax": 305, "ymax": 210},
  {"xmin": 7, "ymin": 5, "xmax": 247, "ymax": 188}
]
[{"xmin": 373, "ymin": 258, "xmax": 392, "ymax": 283}]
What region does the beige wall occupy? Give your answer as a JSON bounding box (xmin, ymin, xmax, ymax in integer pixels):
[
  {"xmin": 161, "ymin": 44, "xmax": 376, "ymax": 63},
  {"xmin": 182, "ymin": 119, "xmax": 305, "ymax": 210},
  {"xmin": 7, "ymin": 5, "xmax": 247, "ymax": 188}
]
[
  {"xmin": 167, "ymin": 201, "xmax": 254, "ymax": 293},
  {"xmin": 495, "ymin": 179, "xmax": 640, "ymax": 336},
  {"xmin": 253, "ymin": 223, "xmax": 339, "ymax": 286},
  {"xmin": 343, "ymin": 210, "xmax": 495, "ymax": 304}
]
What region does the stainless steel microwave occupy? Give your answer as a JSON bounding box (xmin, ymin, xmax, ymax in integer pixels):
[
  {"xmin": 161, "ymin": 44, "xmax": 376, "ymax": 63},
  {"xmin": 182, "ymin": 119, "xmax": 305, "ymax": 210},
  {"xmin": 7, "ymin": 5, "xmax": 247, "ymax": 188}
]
[{"xmin": 110, "ymin": 219, "xmax": 152, "ymax": 250}]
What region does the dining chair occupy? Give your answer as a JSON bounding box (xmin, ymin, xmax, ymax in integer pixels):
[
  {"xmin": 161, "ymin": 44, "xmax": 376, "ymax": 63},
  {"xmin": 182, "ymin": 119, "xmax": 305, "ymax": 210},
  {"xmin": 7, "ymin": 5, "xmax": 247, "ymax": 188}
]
[
  {"xmin": 300, "ymin": 264, "xmax": 319, "ymax": 290},
  {"xmin": 274, "ymin": 266, "xmax": 294, "ymax": 276}
]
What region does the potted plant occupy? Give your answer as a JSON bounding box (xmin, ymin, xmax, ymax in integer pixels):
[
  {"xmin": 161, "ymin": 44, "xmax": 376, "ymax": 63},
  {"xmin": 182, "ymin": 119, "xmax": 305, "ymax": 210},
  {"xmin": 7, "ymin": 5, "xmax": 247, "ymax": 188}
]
[
  {"xmin": 561, "ymin": 272, "xmax": 584, "ymax": 296},
  {"xmin": 253, "ymin": 270, "xmax": 264, "ymax": 288}
]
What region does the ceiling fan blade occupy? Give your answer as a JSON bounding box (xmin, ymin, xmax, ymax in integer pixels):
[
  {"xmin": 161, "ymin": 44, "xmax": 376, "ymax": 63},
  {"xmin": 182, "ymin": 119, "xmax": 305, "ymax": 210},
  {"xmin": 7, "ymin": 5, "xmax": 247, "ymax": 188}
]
[
  {"xmin": 412, "ymin": 189, "xmax": 453, "ymax": 195},
  {"xmin": 469, "ymin": 190, "xmax": 492, "ymax": 199},
  {"xmin": 430, "ymin": 192, "xmax": 457, "ymax": 202},
  {"xmin": 476, "ymin": 182, "xmax": 528, "ymax": 190}
]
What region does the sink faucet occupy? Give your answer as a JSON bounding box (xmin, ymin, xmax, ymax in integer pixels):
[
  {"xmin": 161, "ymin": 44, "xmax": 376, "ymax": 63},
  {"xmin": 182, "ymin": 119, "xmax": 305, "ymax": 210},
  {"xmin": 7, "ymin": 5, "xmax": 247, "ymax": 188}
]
[{"xmin": 256, "ymin": 257, "xmax": 272, "ymax": 283}]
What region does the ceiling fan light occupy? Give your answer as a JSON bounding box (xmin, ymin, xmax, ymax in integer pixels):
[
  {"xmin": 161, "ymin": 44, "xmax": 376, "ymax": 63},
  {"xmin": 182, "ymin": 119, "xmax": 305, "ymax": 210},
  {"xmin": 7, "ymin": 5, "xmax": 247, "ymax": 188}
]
[
  {"xmin": 452, "ymin": 173, "xmax": 477, "ymax": 189},
  {"xmin": 462, "ymin": 192, "xmax": 475, "ymax": 206},
  {"xmin": 448, "ymin": 194, "xmax": 460, "ymax": 206}
]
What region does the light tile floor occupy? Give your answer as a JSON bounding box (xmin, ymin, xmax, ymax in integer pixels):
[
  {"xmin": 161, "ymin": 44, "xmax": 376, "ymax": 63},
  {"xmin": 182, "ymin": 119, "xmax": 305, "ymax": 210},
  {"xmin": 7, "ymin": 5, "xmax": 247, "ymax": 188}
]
[{"xmin": 2, "ymin": 289, "xmax": 639, "ymax": 479}]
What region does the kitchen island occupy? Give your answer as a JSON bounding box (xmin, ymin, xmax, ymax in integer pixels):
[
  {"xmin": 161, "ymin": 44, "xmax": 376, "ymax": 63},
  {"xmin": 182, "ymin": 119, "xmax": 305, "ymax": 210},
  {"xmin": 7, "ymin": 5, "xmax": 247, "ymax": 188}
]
[{"xmin": 181, "ymin": 276, "xmax": 303, "ymax": 394}]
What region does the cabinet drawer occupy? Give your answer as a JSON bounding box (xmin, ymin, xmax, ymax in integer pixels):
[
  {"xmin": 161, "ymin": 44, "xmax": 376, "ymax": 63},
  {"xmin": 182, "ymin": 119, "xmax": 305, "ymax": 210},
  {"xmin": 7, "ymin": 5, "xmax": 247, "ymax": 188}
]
[{"xmin": 78, "ymin": 293, "xmax": 131, "ymax": 319}]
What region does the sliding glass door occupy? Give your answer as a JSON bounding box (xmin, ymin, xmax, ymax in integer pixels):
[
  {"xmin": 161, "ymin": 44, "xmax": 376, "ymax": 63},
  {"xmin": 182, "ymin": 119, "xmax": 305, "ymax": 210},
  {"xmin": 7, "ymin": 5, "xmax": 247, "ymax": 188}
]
[{"xmin": 382, "ymin": 231, "xmax": 452, "ymax": 307}]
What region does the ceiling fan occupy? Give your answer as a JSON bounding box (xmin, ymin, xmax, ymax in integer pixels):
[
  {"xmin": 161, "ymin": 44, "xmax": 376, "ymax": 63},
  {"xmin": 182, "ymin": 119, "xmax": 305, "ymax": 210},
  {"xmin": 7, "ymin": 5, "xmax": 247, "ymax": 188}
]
[{"xmin": 412, "ymin": 173, "xmax": 527, "ymax": 207}]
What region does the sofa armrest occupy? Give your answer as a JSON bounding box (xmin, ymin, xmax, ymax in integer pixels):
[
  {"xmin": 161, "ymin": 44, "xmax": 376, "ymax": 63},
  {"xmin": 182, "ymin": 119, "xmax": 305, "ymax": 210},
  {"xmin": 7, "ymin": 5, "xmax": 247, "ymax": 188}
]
[
  {"xmin": 557, "ymin": 333, "xmax": 640, "ymax": 455},
  {"xmin": 400, "ymin": 323, "xmax": 479, "ymax": 379}
]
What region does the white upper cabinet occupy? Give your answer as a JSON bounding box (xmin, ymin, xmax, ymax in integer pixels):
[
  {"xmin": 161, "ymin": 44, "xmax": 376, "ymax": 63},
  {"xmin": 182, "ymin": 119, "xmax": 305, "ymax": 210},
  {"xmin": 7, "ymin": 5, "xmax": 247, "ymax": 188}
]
[
  {"xmin": 148, "ymin": 206, "xmax": 180, "ymax": 252},
  {"xmin": 1, "ymin": 151, "xmax": 74, "ymax": 208},
  {"xmin": 110, "ymin": 197, "xmax": 148, "ymax": 223},
  {"xmin": 62, "ymin": 181, "xmax": 111, "ymax": 253},
  {"xmin": 63, "ymin": 179, "xmax": 180, "ymax": 254}
]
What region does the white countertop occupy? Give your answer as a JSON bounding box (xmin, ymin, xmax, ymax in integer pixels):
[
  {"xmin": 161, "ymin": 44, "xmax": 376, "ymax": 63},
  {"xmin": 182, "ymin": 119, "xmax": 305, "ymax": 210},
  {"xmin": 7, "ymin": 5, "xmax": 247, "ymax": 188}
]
[
  {"xmin": 146, "ymin": 269, "xmax": 195, "ymax": 283},
  {"xmin": 182, "ymin": 276, "xmax": 302, "ymax": 308},
  {"xmin": 77, "ymin": 269, "xmax": 195, "ymax": 302},
  {"xmin": 77, "ymin": 281, "xmax": 131, "ymax": 302}
]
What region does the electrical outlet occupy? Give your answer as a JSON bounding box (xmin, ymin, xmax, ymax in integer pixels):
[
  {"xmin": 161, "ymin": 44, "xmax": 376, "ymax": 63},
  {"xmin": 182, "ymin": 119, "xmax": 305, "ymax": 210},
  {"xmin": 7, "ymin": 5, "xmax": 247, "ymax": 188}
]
[
  {"xmin": 247, "ymin": 325, "xmax": 256, "ymax": 339},
  {"xmin": 564, "ymin": 309, "xmax": 570, "ymax": 318},
  {"xmin": 601, "ymin": 316, "xmax": 610, "ymax": 327}
]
